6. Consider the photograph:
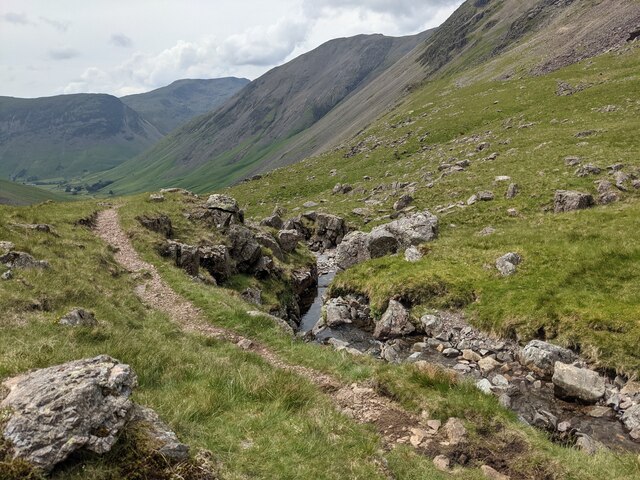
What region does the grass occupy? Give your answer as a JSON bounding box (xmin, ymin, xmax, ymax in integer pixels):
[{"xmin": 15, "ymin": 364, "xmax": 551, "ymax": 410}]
[
  {"xmin": 227, "ymin": 44, "xmax": 640, "ymax": 376},
  {"xmin": 0, "ymin": 180, "xmax": 67, "ymax": 206}
]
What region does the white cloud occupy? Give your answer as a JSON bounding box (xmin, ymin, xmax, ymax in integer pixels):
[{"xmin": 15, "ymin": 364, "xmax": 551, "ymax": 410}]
[
  {"xmin": 2, "ymin": 12, "xmax": 31, "ymax": 25},
  {"xmin": 40, "ymin": 16, "xmax": 70, "ymax": 32}
]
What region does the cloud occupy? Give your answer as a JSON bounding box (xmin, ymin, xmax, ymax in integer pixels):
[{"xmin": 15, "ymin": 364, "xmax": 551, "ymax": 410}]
[
  {"xmin": 218, "ymin": 16, "xmax": 309, "ymax": 66},
  {"xmin": 48, "ymin": 47, "xmax": 80, "ymax": 60},
  {"xmin": 2, "ymin": 12, "xmax": 31, "ymax": 25},
  {"xmin": 110, "ymin": 33, "xmax": 133, "ymax": 48},
  {"xmin": 40, "ymin": 16, "xmax": 70, "ymax": 32}
]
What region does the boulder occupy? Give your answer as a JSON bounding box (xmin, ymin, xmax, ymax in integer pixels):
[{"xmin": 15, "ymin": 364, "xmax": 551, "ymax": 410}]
[
  {"xmin": 277, "ymin": 229, "xmax": 301, "ymax": 253},
  {"xmin": 149, "ymin": 193, "xmax": 165, "ymax": 202},
  {"xmin": 373, "ymin": 210, "xmax": 438, "ymax": 248},
  {"xmin": 621, "ymin": 404, "xmax": 640, "ymax": 437},
  {"xmin": 161, "ymin": 240, "xmax": 200, "ymax": 276},
  {"xmin": 199, "ymin": 245, "xmax": 234, "ymax": 283},
  {"xmin": 335, "ymin": 231, "xmax": 371, "ymax": 270},
  {"xmin": 366, "ymin": 229, "xmax": 399, "ymax": 258},
  {"xmin": 575, "ymin": 164, "xmax": 601, "ymax": 177},
  {"xmin": 206, "ymin": 194, "xmax": 239, "ymax": 213},
  {"xmin": 323, "ymin": 297, "xmax": 353, "ymax": 328},
  {"xmin": 480, "ymin": 465, "xmax": 510, "ymax": 480},
  {"xmin": 228, "ymin": 225, "xmax": 262, "ymax": 272},
  {"xmin": 477, "ymin": 191, "xmax": 495, "ymax": 201},
  {"xmin": 127, "ymin": 404, "xmax": 189, "ymax": 461},
  {"xmin": 552, "ymin": 362, "xmax": 605, "ymax": 403},
  {"xmin": 0, "ymin": 356, "xmax": 137, "ymax": 471},
  {"xmin": 393, "ymin": 194, "xmax": 413, "ymax": 211},
  {"xmin": 311, "ymin": 213, "xmax": 347, "ymax": 250},
  {"xmin": 373, "ymin": 300, "xmax": 415, "ymax": 340},
  {"xmin": 520, "ymin": 340, "xmax": 576, "ymax": 376},
  {"xmin": 554, "ymin": 190, "xmax": 594, "ymax": 213},
  {"xmin": 443, "ymin": 417, "xmax": 467, "ymax": 445},
  {"xmin": 137, "ymin": 214, "xmax": 173, "ymax": 238},
  {"xmin": 282, "ymin": 216, "xmax": 312, "ymax": 239},
  {"xmin": 255, "ymin": 232, "xmax": 284, "ymax": 262},
  {"xmin": 59, "ymin": 308, "xmax": 97, "ymax": 327},
  {"xmin": 496, "ymin": 252, "xmax": 521, "ymax": 276},
  {"xmin": 0, "ymin": 251, "xmax": 49, "ymax": 270},
  {"xmin": 259, "ymin": 214, "xmax": 284, "ymax": 230}
]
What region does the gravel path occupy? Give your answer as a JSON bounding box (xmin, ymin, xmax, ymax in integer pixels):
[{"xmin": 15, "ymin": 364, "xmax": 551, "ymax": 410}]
[{"xmin": 93, "ymin": 208, "xmax": 426, "ymax": 451}]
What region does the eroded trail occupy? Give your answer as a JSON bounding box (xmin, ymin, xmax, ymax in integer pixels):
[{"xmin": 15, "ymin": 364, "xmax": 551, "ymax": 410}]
[{"xmin": 94, "ymin": 208, "xmax": 424, "ymax": 449}]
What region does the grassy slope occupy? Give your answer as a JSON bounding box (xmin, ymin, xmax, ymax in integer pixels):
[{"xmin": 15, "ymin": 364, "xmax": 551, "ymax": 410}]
[
  {"xmin": 0, "ymin": 179, "xmax": 67, "ymax": 205},
  {"xmin": 227, "ymin": 44, "xmax": 640, "ymax": 375},
  {"xmin": 2, "ymin": 195, "xmax": 638, "ymax": 479}
]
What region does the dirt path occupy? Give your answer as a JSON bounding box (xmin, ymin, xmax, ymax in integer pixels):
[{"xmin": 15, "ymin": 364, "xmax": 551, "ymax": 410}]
[{"xmin": 94, "ymin": 208, "xmax": 426, "ymax": 449}]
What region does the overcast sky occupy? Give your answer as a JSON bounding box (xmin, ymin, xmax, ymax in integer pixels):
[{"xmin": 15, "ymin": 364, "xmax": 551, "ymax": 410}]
[{"xmin": 0, "ymin": 0, "xmax": 463, "ymax": 98}]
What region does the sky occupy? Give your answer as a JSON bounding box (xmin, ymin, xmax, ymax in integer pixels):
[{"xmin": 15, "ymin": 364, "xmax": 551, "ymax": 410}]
[{"xmin": 0, "ymin": 0, "xmax": 463, "ymax": 98}]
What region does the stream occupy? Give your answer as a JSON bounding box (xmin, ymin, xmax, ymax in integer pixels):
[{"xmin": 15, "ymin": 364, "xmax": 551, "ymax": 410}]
[{"xmin": 296, "ymin": 251, "xmax": 640, "ymax": 454}]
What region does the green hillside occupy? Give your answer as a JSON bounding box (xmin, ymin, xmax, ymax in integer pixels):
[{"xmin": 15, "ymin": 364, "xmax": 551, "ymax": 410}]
[
  {"xmin": 0, "ymin": 179, "xmax": 67, "ymax": 205},
  {"xmin": 121, "ymin": 77, "xmax": 249, "ymax": 134}
]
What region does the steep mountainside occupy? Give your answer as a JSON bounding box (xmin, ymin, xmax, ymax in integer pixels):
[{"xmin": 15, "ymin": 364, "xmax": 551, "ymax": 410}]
[
  {"xmin": 96, "ymin": 32, "xmax": 431, "ymax": 193},
  {"xmin": 0, "ymin": 179, "xmax": 66, "ymax": 205},
  {"xmin": 121, "ymin": 77, "xmax": 249, "ymax": 134},
  {"xmin": 98, "ymin": 0, "xmax": 640, "ymax": 195},
  {"xmin": 0, "ymin": 94, "xmax": 162, "ymax": 181}
]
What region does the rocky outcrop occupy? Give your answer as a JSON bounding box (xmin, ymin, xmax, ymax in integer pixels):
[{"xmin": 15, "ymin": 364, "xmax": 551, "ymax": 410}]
[
  {"xmin": 59, "ymin": 308, "xmax": 97, "ymax": 327},
  {"xmin": 205, "ymin": 193, "xmax": 244, "ymax": 227},
  {"xmin": 199, "ymin": 245, "xmax": 234, "ymax": 283},
  {"xmin": 335, "ymin": 231, "xmax": 371, "ymax": 270},
  {"xmin": 277, "ymin": 229, "xmax": 301, "ymax": 253},
  {"xmin": 137, "ymin": 214, "xmax": 173, "ymax": 238},
  {"xmin": 552, "ymin": 362, "xmax": 605, "ymax": 403},
  {"xmin": 160, "ymin": 240, "xmax": 201, "ymax": 276},
  {"xmin": 335, "ymin": 211, "xmax": 438, "ymax": 270},
  {"xmin": 0, "ymin": 251, "xmax": 49, "ymax": 269},
  {"xmin": 554, "ymin": 190, "xmax": 595, "ymax": 213},
  {"xmin": 520, "ymin": 340, "xmax": 577, "ymax": 377},
  {"xmin": 309, "ymin": 213, "xmax": 348, "ymax": 251},
  {"xmin": 228, "ymin": 225, "xmax": 262, "ymax": 272},
  {"xmin": 0, "ymin": 356, "xmax": 137, "ymax": 471},
  {"xmin": 373, "ymin": 300, "xmax": 415, "ymax": 340},
  {"xmin": 373, "ymin": 211, "xmax": 438, "ymax": 248},
  {"xmin": 260, "ymin": 214, "xmax": 284, "ymax": 230}
]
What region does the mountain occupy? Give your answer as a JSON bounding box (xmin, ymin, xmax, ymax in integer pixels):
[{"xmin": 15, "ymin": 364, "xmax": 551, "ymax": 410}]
[
  {"xmin": 98, "ymin": 0, "xmax": 640, "ymax": 195},
  {"xmin": 120, "ymin": 77, "xmax": 249, "ymax": 134},
  {"xmin": 0, "ymin": 179, "xmax": 66, "ymax": 205},
  {"xmin": 0, "ymin": 94, "xmax": 162, "ymax": 182},
  {"xmin": 95, "ymin": 32, "xmax": 432, "ymax": 193}
]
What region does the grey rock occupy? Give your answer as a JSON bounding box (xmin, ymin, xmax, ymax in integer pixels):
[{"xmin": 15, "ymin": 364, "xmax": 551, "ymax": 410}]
[
  {"xmin": 614, "ymin": 171, "xmax": 630, "ymax": 191},
  {"xmin": 259, "ymin": 215, "xmax": 284, "ymax": 230},
  {"xmin": 498, "ymin": 394, "xmax": 512, "ymax": 409},
  {"xmin": 554, "ymin": 190, "xmax": 594, "ymax": 213},
  {"xmin": 443, "ymin": 417, "xmax": 467, "ymax": 444},
  {"xmin": 505, "ymin": 183, "xmax": 519, "ymax": 199},
  {"xmin": 229, "ymin": 225, "xmax": 261, "ymax": 271},
  {"xmin": 476, "ymin": 379, "xmax": 493, "ymax": 394},
  {"xmin": 404, "ymin": 246, "xmax": 423, "ymax": 262},
  {"xmin": 206, "ymin": 194, "xmax": 239, "ymax": 213},
  {"xmin": 442, "ymin": 348, "xmax": 460, "ymax": 358},
  {"xmin": 520, "ymin": 340, "xmax": 576, "ymax": 376},
  {"xmin": 373, "ymin": 210, "xmax": 438, "ymax": 248},
  {"xmin": 199, "ymin": 245, "xmax": 234, "ymax": 282},
  {"xmin": 303, "ymin": 201, "xmax": 318, "ymax": 208},
  {"xmin": 149, "ymin": 193, "xmax": 165, "ymax": 202},
  {"xmin": 575, "ymin": 434, "xmax": 605, "ymax": 455},
  {"xmin": 575, "ymin": 164, "xmax": 601, "ymax": 177},
  {"xmin": 373, "ymin": 300, "xmax": 415, "ymax": 340},
  {"xmin": 59, "ymin": 308, "xmax": 97, "ymax": 327},
  {"xmin": 433, "ymin": 455, "xmax": 450, "ymax": 472},
  {"xmin": 478, "ymin": 226, "xmax": 496, "ymax": 236},
  {"xmin": 0, "ymin": 241, "xmax": 15, "ymax": 254},
  {"xmin": 564, "ymin": 156, "xmax": 581, "ymax": 166},
  {"xmin": 0, "ymin": 355, "xmax": 137, "ymax": 471},
  {"xmin": 552, "ymin": 362, "xmax": 605, "ymax": 403},
  {"xmin": 241, "ymin": 287, "xmax": 262, "ymax": 305},
  {"xmin": 1, "ymin": 270, "xmax": 12, "ymax": 280},
  {"xmin": 255, "ymin": 232, "xmax": 284, "ymax": 262},
  {"xmin": 621, "ymin": 404, "xmax": 640, "ymax": 433},
  {"xmin": 127, "ymin": 404, "xmax": 189, "ymax": 460},
  {"xmin": 277, "ymin": 229, "xmax": 301, "ymax": 253},
  {"xmin": 496, "ymin": 252, "xmax": 521, "ymax": 276},
  {"xmin": 137, "ymin": 214, "xmax": 173, "ymax": 238},
  {"xmin": 332, "ymin": 183, "xmax": 353, "ymax": 194},
  {"xmin": 0, "ymin": 251, "xmax": 49, "ymax": 270},
  {"xmin": 323, "ymin": 297, "xmax": 353, "ymax": 327},
  {"xmin": 467, "ymin": 194, "xmax": 478, "ymax": 205},
  {"xmin": 420, "ymin": 314, "xmax": 442, "ymax": 336},
  {"xmin": 335, "ymin": 231, "xmax": 371, "ymax": 270},
  {"xmin": 311, "ymin": 213, "xmax": 347, "ymax": 250},
  {"xmin": 393, "ymin": 194, "xmax": 413, "ymax": 211},
  {"xmin": 162, "ymin": 241, "xmax": 200, "ymax": 276},
  {"xmin": 367, "ymin": 229, "xmax": 399, "ymax": 258},
  {"xmin": 477, "ymin": 191, "xmax": 495, "ymax": 201}
]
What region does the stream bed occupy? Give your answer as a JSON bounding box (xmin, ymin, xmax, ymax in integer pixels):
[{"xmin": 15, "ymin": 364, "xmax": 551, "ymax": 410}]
[{"xmin": 296, "ymin": 252, "xmax": 640, "ymax": 454}]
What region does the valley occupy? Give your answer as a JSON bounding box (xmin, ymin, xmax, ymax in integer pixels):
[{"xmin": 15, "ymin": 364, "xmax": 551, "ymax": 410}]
[{"xmin": 2, "ymin": 0, "xmax": 640, "ymax": 479}]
